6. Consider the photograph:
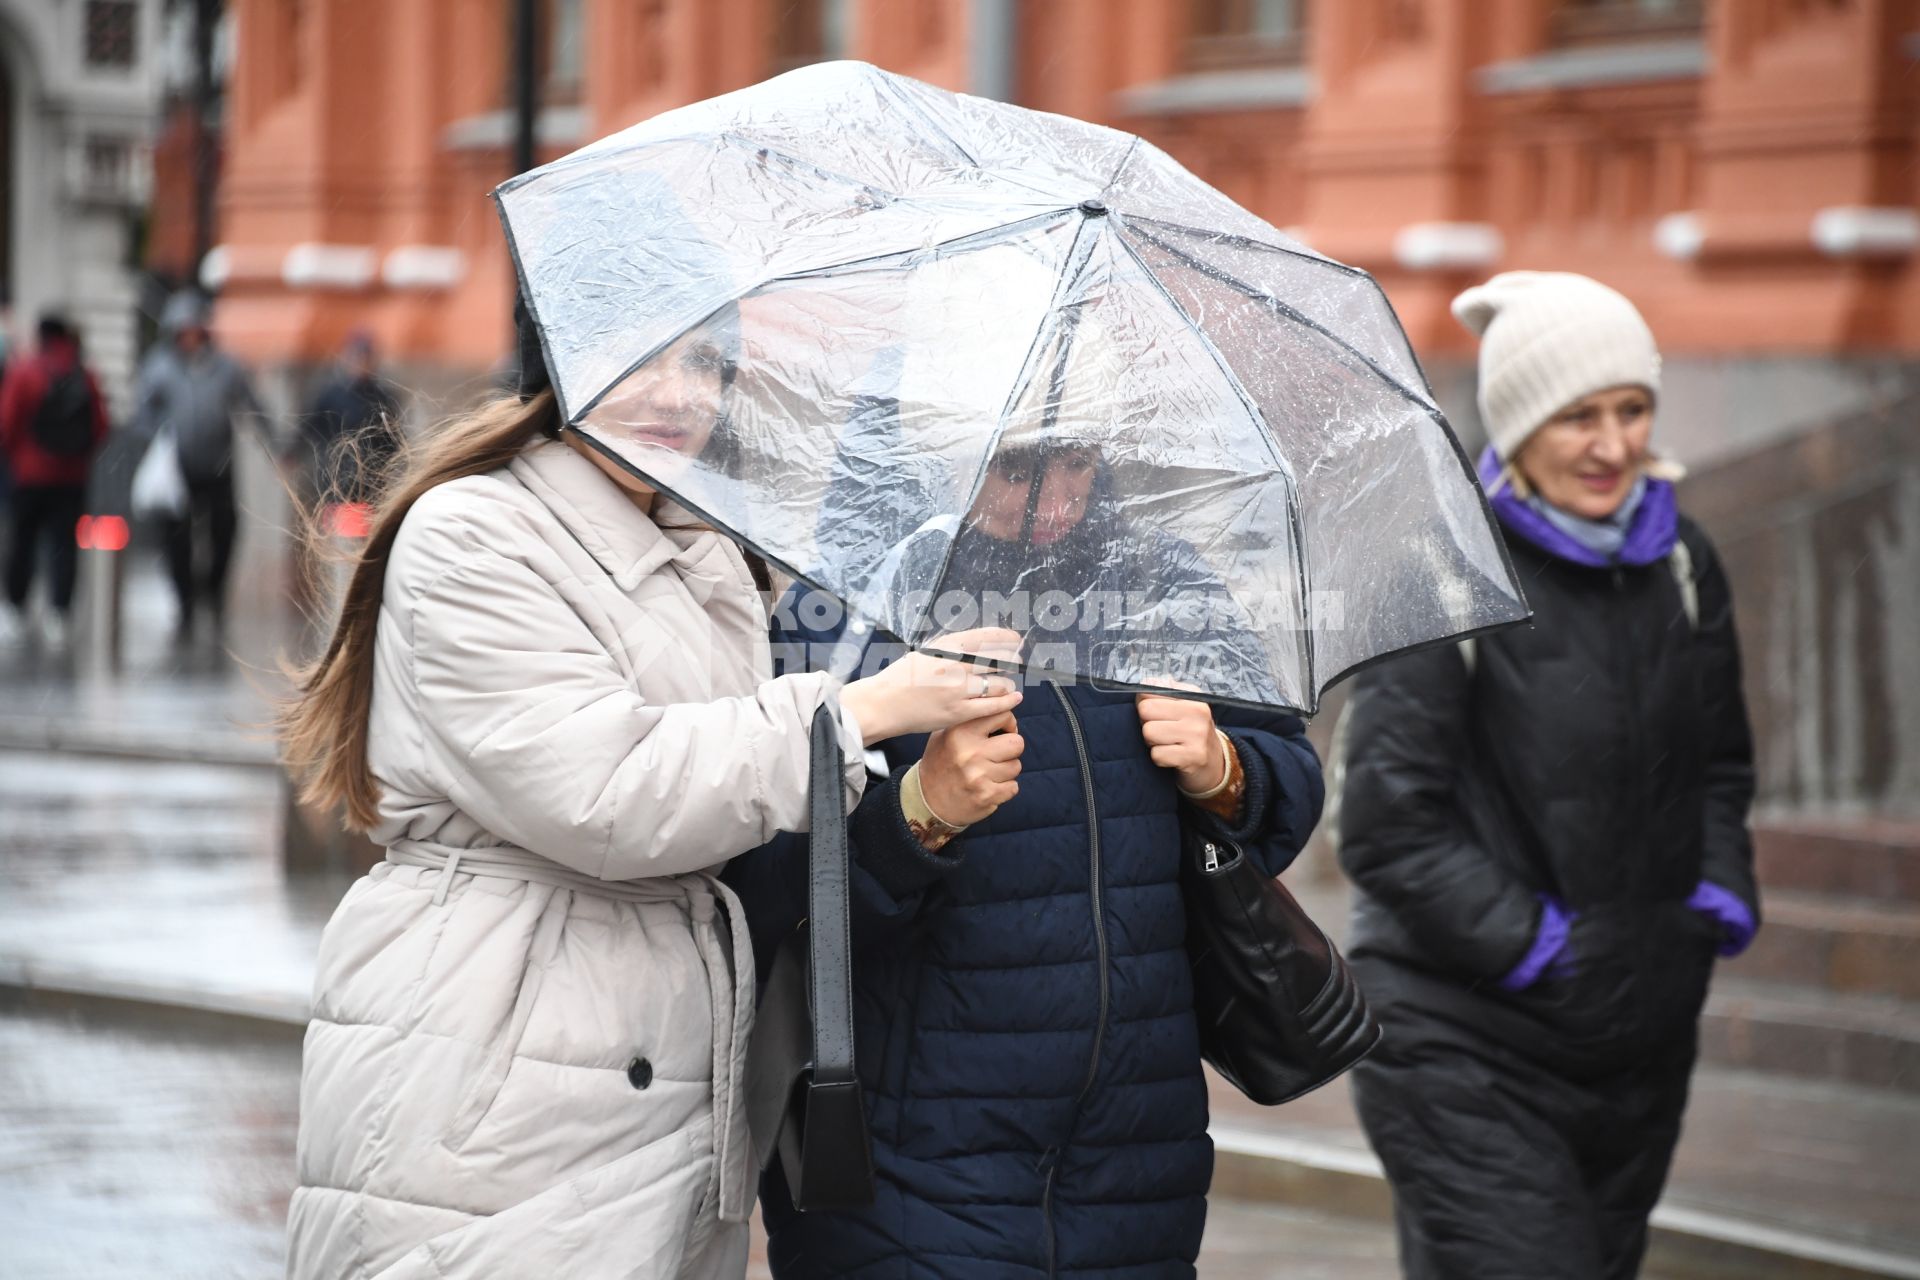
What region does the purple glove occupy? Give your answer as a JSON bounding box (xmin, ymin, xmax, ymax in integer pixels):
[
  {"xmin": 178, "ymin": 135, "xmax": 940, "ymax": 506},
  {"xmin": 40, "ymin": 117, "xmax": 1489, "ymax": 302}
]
[
  {"xmin": 1686, "ymin": 881, "xmax": 1757, "ymax": 957},
  {"xmin": 1499, "ymin": 895, "xmax": 1575, "ymax": 992}
]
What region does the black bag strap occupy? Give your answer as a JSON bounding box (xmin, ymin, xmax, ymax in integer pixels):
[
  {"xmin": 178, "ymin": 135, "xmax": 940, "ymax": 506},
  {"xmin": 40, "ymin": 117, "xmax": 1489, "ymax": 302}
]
[{"xmin": 807, "ymin": 704, "xmax": 856, "ymax": 1086}]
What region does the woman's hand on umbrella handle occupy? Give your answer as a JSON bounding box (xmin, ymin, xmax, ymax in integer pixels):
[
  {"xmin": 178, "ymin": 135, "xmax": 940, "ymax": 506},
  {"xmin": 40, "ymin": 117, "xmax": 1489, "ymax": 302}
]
[{"xmin": 840, "ymin": 628, "xmax": 1024, "ymax": 745}]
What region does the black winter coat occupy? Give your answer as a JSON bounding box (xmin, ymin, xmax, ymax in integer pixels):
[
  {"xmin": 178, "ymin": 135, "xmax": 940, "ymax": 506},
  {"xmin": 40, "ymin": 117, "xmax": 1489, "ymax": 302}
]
[{"xmin": 1337, "ymin": 515, "xmax": 1758, "ymax": 1076}]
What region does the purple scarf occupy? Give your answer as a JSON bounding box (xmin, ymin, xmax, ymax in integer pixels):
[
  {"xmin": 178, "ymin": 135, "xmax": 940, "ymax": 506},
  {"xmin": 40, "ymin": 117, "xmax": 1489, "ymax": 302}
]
[{"xmin": 1478, "ymin": 446, "xmax": 1677, "ymax": 568}]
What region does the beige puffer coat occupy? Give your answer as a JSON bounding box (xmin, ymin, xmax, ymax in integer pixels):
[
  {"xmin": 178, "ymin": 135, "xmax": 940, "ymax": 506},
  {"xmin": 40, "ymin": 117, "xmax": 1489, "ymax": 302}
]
[{"xmin": 286, "ymin": 440, "xmax": 864, "ymax": 1279}]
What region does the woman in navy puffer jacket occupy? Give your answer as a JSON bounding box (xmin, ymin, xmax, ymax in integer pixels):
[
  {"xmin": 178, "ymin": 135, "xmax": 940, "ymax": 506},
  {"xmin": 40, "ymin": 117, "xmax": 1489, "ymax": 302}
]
[{"xmin": 726, "ymin": 441, "xmax": 1323, "ymax": 1279}]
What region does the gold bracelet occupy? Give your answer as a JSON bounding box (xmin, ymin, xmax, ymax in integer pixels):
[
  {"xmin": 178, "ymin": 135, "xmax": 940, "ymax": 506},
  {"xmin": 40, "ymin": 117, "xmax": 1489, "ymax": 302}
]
[
  {"xmin": 1178, "ymin": 730, "xmax": 1237, "ymax": 800},
  {"xmin": 900, "ymin": 762, "xmax": 967, "ymax": 850}
]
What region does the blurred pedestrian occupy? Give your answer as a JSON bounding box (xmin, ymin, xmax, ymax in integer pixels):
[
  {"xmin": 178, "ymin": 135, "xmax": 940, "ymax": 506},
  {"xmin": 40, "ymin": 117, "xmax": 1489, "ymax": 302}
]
[
  {"xmin": 293, "ymin": 328, "xmax": 403, "ymax": 507},
  {"xmin": 133, "ymin": 290, "xmax": 265, "ymax": 640},
  {"xmin": 278, "ymin": 301, "xmax": 1023, "ymax": 1280},
  {"xmin": 0, "ymin": 289, "xmax": 17, "ymax": 523},
  {"xmin": 1336, "ymin": 271, "xmax": 1760, "ymax": 1280},
  {"xmin": 0, "ymin": 314, "xmax": 110, "ymax": 645}
]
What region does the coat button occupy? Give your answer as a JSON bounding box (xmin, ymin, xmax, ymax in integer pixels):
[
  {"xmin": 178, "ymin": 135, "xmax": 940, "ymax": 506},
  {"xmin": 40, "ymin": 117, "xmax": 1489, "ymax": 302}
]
[{"xmin": 626, "ymin": 1057, "xmax": 653, "ymax": 1090}]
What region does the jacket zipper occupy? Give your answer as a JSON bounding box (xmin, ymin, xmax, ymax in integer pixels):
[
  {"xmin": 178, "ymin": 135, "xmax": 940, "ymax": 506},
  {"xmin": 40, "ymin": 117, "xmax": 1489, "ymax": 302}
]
[
  {"xmin": 1043, "ymin": 680, "xmax": 1110, "ymax": 1279},
  {"xmin": 1612, "ymin": 564, "xmax": 1652, "ymax": 1044},
  {"xmin": 1611, "ymin": 566, "xmax": 1647, "ymax": 858}
]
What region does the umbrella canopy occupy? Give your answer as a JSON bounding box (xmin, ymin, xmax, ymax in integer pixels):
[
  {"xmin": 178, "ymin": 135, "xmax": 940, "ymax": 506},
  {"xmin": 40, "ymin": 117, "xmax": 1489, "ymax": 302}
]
[{"xmin": 497, "ymin": 60, "xmax": 1526, "ymax": 713}]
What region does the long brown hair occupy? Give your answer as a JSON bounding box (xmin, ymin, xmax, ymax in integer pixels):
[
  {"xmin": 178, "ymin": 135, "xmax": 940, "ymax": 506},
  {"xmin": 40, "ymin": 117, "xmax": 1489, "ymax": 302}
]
[{"xmin": 280, "ymin": 390, "xmax": 559, "ymax": 831}]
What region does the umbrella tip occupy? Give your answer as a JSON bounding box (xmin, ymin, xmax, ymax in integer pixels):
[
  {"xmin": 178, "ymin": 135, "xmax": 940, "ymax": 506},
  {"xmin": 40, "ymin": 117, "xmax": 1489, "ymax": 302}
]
[{"xmin": 1078, "ymin": 198, "xmax": 1108, "ymax": 217}]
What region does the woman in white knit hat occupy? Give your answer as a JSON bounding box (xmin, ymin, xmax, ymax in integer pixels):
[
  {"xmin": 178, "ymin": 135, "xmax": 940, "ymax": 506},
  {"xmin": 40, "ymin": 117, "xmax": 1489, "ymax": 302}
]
[{"xmin": 1334, "ymin": 272, "xmax": 1761, "ymax": 1280}]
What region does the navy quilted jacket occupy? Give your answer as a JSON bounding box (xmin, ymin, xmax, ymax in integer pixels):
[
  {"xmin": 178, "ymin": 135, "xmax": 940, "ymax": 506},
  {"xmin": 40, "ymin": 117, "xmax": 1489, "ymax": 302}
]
[{"xmin": 724, "ymin": 603, "xmax": 1323, "ymax": 1280}]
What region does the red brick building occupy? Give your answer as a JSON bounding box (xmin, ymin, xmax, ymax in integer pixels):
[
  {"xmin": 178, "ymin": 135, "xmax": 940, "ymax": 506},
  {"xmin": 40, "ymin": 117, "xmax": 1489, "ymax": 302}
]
[{"xmin": 211, "ymin": 2, "xmax": 1920, "ymax": 382}]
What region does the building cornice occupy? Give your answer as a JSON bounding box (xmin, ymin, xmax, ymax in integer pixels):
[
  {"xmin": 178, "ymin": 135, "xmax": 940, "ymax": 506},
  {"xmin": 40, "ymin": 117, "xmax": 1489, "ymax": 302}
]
[
  {"xmin": 1477, "ymin": 38, "xmax": 1706, "ymax": 96},
  {"xmin": 1116, "ymin": 67, "xmax": 1314, "ymax": 118}
]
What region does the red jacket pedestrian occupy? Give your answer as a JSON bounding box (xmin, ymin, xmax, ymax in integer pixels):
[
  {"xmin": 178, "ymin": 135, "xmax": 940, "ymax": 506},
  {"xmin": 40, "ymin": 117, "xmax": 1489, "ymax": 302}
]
[
  {"xmin": 0, "ymin": 322, "xmax": 110, "ymax": 486},
  {"xmin": 2, "ymin": 316, "xmax": 111, "ymax": 633}
]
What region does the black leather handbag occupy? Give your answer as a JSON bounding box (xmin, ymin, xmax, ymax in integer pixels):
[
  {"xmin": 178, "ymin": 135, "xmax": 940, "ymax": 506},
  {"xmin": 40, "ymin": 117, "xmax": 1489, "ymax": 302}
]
[
  {"xmin": 743, "ymin": 705, "xmax": 877, "ymax": 1212},
  {"xmin": 1181, "ymin": 825, "xmax": 1382, "ymax": 1105}
]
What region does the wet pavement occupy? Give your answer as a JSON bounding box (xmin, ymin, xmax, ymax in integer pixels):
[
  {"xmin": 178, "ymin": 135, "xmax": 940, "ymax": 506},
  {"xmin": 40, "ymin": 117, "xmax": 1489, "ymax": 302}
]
[
  {"xmin": 0, "ymin": 996, "xmax": 1411, "ymax": 1279},
  {"xmin": 0, "ymin": 554, "xmax": 292, "ymax": 743},
  {"xmin": 0, "ymin": 746, "xmax": 335, "ymax": 1022},
  {"xmin": 6, "ymin": 733, "xmax": 1901, "ymax": 1278},
  {"xmin": 0, "ymin": 999, "xmax": 301, "ymax": 1280},
  {"xmin": 1, "ymin": 558, "xmax": 1915, "ymax": 1277}
]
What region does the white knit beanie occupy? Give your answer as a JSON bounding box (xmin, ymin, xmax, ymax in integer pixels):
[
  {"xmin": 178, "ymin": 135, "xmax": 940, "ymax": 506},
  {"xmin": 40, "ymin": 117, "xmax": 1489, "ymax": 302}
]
[{"xmin": 1451, "ymin": 271, "xmax": 1662, "ymax": 462}]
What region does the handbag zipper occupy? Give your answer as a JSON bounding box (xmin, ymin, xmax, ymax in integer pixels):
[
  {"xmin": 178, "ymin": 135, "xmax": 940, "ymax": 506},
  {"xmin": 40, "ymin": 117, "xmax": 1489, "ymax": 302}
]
[
  {"xmin": 1041, "ymin": 1157, "xmax": 1059, "ymax": 1277},
  {"xmin": 1044, "ymin": 680, "xmax": 1110, "ymax": 1279}
]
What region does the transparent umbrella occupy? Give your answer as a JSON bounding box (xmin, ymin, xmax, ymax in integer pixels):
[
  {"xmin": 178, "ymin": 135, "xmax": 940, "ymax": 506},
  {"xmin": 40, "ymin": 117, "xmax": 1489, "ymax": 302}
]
[{"xmin": 497, "ymin": 60, "xmax": 1526, "ymax": 713}]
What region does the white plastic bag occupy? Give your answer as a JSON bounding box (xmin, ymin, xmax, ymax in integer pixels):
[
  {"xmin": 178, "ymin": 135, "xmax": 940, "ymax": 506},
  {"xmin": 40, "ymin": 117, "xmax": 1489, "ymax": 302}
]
[{"xmin": 130, "ymin": 428, "xmax": 187, "ymax": 519}]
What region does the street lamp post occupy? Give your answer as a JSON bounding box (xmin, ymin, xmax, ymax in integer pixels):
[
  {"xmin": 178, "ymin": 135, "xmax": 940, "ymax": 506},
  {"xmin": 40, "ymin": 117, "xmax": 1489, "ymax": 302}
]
[
  {"xmin": 512, "ymin": 0, "xmax": 540, "ymax": 357},
  {"xmin": 514, "ymin": 0, "xmax": 539, "ymax": 183},
  {"xmin": 191, "ymin": 0, "xmax": 220, "ymax": 278}
]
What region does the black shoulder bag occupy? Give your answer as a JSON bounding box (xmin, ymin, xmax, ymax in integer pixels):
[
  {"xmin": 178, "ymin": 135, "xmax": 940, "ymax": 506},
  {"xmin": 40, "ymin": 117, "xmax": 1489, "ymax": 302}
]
[
  {"xmin": 743, "ymin": 705, "xmax": 876, "ymax": 1211},
  {"xmin": 1182, "ymin": 824, "xmax": 1382, "ymax": 1105}
]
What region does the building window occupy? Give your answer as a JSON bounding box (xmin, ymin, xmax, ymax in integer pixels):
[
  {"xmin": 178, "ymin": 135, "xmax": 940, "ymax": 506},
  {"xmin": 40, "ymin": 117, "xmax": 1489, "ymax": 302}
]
[
  {"xmin": 1553, "ymin": 0, "xmax": 1705, "ymax": 46},
  {"xmin": 772, "ymin": 0, "xmax": 851, "ymax": 72},
  {"xmin": 546, "ymin": 0, "xmax": 584, "ymax": 104},
  {"xmin": 502, "ymin": 0, "xmax": 585, "ymax": 107},
  {"xmin": 1186, "ymin": 0, "xmax": 1307, "ymax": 70},
  {"xmin": 85, "ymin": 0, "xmax": 138, "ymax": 70}
]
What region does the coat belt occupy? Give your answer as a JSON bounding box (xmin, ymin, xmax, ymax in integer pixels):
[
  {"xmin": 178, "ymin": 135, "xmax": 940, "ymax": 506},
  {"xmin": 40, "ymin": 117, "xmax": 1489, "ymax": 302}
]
[{"xmin": 384, "ymin": 839, "xmax": 758, "ymax": 1223}]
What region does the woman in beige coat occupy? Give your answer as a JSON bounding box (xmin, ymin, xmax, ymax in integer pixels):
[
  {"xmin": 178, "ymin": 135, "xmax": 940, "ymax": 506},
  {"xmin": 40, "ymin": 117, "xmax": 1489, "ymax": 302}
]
[{"xmin": 279, "ymin": 309, "xmax": 1022, "ymax": 1279}]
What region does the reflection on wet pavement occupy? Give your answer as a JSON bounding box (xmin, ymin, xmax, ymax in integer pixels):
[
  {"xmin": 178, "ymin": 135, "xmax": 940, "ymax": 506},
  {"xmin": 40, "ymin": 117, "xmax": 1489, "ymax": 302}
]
[
  {"xmin": 0, "ymin": 559, "xmax": 293, "ymax": 748},
  {"xmin": 0, "ymin": 750, "xmax": 340, "ymax": 1017},
  {"xmin": 0, "ymin": 1001, "xmax": 301, "ymax": 1279}
]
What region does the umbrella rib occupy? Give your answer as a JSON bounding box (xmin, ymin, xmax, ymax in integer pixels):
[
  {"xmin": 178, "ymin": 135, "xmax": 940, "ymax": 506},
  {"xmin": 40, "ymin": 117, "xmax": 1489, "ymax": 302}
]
[
  {"xmin": 493, "ymin": 188, "xmax": 574, "ymax": 422},
  {"xmin": 1122, "ymin": 212, "xmax": 1370, "ymax": 281},
  {"xmin": 717, "ymin": 129, "xmax": 899, "ymax": 202},
  {"xmin": 1122, "ymin": 218, "xmax": 1433, "ymax": 412},
  {"xmin": 758, "ymin": 207, "xmax": 1076, "ymax": 287},
  {"xmin": 906, "ymin": 211, "xmax": 1107, "ymax": 645},
  {"xmin": 1109, "ymin": 232, "xmax": 1292, "ymax": 486},
  {"xmin": 1100, "ymin": 135, "xmax": 1144, "ymax": 197},
  {"xmin": 500, "ymin": 119, "xmax": 948, "ymax": 202},
  {"xmin": 564, "ymin": 209, "xmax": 1076, "ymax": 425},
  {"xmin": 1110, "ymin": 229, "xmax": 1314, "ymax": 697},
  {"xmin": 497, "ymin": 128, "xmax": 760, "ymax": 193},
  {"xmin": 875, "ymin": 70, "xmax": 980, "ymax": 169},
  {"xmin": 1126, "ymin": 211, "xmax": 1439, "ymax": 404},
  {"xmin": 879, "ymin": 70, "xmax": 1144, "ymax": 208}
]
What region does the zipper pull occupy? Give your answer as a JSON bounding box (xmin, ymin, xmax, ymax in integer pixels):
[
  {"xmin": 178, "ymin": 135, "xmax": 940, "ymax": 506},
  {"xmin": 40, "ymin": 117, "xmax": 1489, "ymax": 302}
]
[{"xmin": 1202, "ymin": 841, "xmax": 1221, "ymax": 872}]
